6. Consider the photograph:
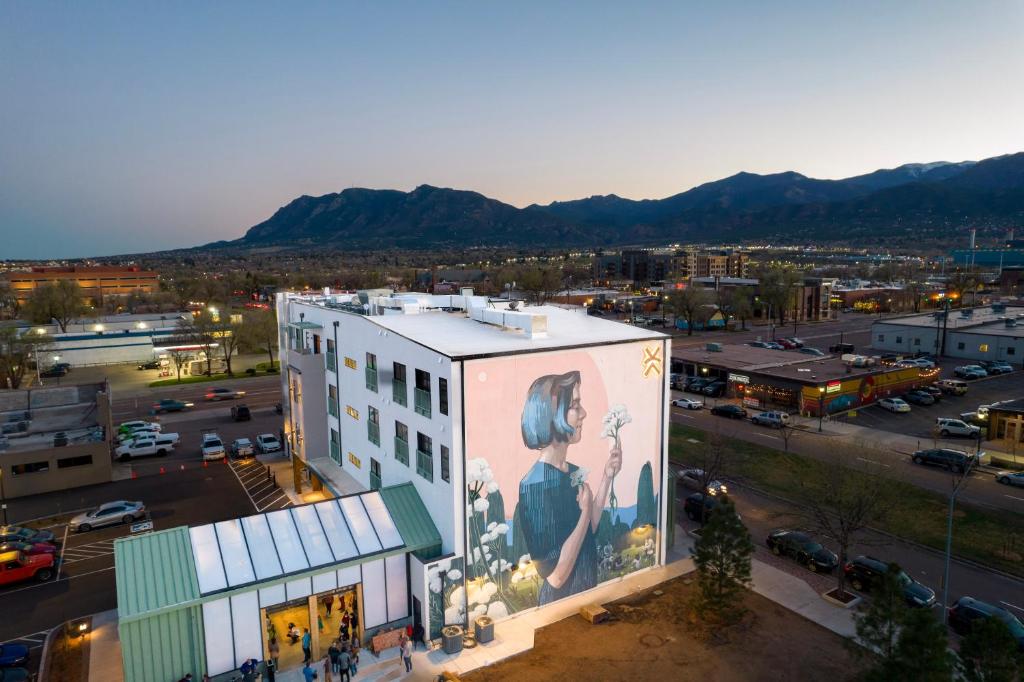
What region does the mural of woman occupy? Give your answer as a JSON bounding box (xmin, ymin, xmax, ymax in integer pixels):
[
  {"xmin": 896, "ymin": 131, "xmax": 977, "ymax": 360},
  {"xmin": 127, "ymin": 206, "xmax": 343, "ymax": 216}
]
[{"xmin": 518, "ymin": 371, "xmax": 622, "ymax": 605}]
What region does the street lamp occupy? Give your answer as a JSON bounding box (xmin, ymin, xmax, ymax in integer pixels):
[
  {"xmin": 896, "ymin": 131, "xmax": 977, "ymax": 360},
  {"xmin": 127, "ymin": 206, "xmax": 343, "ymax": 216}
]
[
  {"xmin": 942, "ymin": 456, "xmax": 976, "ymax": 624},
  {"xmin": 701, "ymin": 366, "xmax": 709, "ymax": 405},
  {"xmin": 817, "ymin": 386, "xmax": 825, "ymax": 432}
]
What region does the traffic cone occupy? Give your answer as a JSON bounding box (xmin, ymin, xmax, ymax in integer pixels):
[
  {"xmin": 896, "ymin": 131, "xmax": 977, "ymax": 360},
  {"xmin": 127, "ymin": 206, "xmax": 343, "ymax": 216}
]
[
  {"xmin": 131, "ymin": 469, "xmax": 137, "ymax": 479},
  {"xmin": 159, "ymin": 466, "xmax": 165, "ymax": 475}
]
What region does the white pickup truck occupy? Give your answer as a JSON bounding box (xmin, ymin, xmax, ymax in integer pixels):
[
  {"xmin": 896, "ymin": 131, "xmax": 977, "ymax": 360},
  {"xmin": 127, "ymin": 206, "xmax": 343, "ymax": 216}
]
[{"xmin": 115, "ymin": 433, "xmax": 179, "ymax": 461}]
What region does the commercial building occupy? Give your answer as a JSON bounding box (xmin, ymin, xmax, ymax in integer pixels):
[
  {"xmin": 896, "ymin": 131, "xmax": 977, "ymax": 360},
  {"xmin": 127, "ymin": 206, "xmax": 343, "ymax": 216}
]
[
  {"xmin": 871, "ymin": 304, "xmax": 1024, "ymax": 366},
  {"xmin": 0, "ymin": 382, "xmax": 113, "ymax": 499},
  {"xmin": 688, "ymin": 276, "xmax": 836, "ymax": 323},
  {"xmin": 987, "ymin": 399, "xmax": 1024, "ymax": 460},
  {"xmin": 2, "ymin": 265, "xmax": 159, "ymax": 305},
  {"xmin": 672, "ymin": 343, "xmax": 932, "ymax": 416},
  {"xmin": 114, "ymin": 289, "xmax": 670, "ymax": 681},
  {"xmin": 593, "ymin": 248, "xmax": 747, "ymax": 285}
]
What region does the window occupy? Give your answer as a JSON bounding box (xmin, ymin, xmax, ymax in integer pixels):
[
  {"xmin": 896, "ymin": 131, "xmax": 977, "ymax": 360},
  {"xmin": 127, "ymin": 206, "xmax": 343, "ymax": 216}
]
[
  {"xmin": 895, "ymin": 336, "xmax": 902, "ymax": 344},
  {"xmin": 57, "ymin": 455, "xmax": 93, "ymax": 469},
  {"xmin": 328, "ymin": 385, "xmax": 339, "ymax": 417},
  {"xmin": 394, "ymin": 421, "xmax": 409, "ymax": 466},
  {"xmin": 416, "ymin": 432, "xmax": 433, "ymax": 481},
  {"xmin": 440, "ymin": 445, "xmax": 450, "ymax": 483},
  {"xmin": 439, "ymin": 378, "xmax": 449, "ymax": 416},
  {"xmin": 913, "ymin": 338, "xmax": 920, "ymax": 346},
  {"xmin": 878, "ymin": 334, "xmax": 885, "ymax": 342},
  {"xmin": 12, "ymin": 461, "xmax": 49, "ymax": 476},
  {"xmin": 330, "ymin": 428, "xmax": 341, "ymax": 464},
  {"xmin": 979, "ymin": 344, "xmax": 989, "ymax": 352},
  {"xmin": 344, "ymin": 356, "xmax": 357, "ymax": 370},
  {"xmin": 346, "ymin": 405, "xmax": 359, "ymax": 420},
  {"xmin": 370, "ymin": 458, "xmax": 381, "ymax": 491},
  {"xmin": 414, "ymin": 369, "xmax": 431, "ymax": 418},
  {"xmin": 1008, "ymin": 347, "xmax": 1016, "ymax": 356},
  {"xmin": 367, "ymin": 406, "xmax": 380, "ymax": 445},
  {"xmin": 326, "ymin": 339, "xmax": 337, "ymax": 373},
  {"xmin": 957, "ymin": 342, "xmax": 965, "ymax": 350},
  {"xmin": 365, "ymin": 353, "xmax": 378, "ymax": 392},
  {"xmin": 392, "ymin": 362, "xmax": 407, "ymax": 406},
  {"xmin": 313, "ymin": 334, "xmax": 321, "ymax": 354}
]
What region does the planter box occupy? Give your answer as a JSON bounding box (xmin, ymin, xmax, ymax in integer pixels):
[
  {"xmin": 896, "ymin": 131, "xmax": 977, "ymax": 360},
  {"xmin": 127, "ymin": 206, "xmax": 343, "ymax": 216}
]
[{"xmin": 821, "ymin": 588, "xmax": 862, "ymax": 609}]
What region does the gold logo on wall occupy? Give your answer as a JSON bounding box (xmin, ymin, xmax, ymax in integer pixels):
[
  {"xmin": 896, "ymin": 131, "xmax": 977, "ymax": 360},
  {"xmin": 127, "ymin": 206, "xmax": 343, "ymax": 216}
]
[{"xmin": 641, "ymin": 345, "xmax": 663, "ymax": 378}]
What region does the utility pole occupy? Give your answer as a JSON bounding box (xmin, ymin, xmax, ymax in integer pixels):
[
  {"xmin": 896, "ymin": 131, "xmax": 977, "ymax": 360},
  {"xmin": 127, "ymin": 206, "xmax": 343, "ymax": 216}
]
[{"xmin": 942, "ymin": 456, "xmax": 975, "ymax": 624}]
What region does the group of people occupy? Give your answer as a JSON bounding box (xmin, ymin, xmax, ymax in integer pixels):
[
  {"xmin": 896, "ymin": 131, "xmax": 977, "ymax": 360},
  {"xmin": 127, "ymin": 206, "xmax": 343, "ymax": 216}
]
[{"xmin": 302, "ymin": 636, "xmax": 360, "ymax": 681}]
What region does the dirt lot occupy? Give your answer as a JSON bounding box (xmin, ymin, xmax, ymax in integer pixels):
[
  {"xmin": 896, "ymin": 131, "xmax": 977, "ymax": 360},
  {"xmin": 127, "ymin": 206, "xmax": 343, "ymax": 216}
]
[{"xmin": 465, "ymin": 575, "xmax": 862, "ymax": 682}]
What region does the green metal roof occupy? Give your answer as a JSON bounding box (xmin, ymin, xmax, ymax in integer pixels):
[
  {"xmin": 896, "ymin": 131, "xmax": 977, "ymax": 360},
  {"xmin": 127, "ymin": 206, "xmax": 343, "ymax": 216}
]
[
  {"xmin": 289, "ymin": 320, "xmax": 323, "ymax": 329},
  {"xmin": 115, "ymin": 526, "xmax": 201, "ymax": 620},
  {"xmin": 380, "ymin": 482, "xmax": 442, "ymax": 561}
]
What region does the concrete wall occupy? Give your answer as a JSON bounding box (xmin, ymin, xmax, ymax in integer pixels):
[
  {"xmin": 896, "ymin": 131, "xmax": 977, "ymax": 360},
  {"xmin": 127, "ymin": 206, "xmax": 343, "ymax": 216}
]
[
  {"xmin": 872, "ymin": 323, "xmax": 940, "ymax": 355},
  {"xmin": 873, "ymin": 321, "xmax": 1023, "ymax": 366}
]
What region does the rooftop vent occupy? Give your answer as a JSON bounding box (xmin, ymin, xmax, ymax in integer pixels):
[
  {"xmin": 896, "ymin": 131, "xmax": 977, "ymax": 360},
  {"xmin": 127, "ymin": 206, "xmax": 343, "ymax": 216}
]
[
  {"xmin": 468, "ymin": 300, "xmax": 547, "ymax": 339},
  {"xmin": 706, "ymin": 342, "xmax": 722, "ymax": 352},
  {"xmin": 992, "ymin": 303, "xmax": 1007, "ymax": 313},
  {"xmin": 1007, "ymin": 318, "xmax": 1018, "ymax": 328}
]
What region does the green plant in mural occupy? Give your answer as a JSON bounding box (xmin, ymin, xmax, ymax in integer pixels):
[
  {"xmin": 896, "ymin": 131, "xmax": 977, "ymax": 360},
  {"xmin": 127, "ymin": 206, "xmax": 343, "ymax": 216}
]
[
  {"xmin": 426, "ymin": 557, "xmax": 465, "ymax": 639},
  {"xmin": 600, "ymin": 404, "xmax": 632, "ymax": 522},
  {"xmin": 465, "ymin": 457, "xmax": 524, "ymax": 615},
  {"xmin": 634, "ymin": 461, "xmax": 657, "ymax": 529}
]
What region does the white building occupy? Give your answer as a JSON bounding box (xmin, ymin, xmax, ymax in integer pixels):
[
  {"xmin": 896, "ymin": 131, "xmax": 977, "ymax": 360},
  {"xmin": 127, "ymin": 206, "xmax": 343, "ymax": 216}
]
[{"xmin": 871, "ymin": 303, "xmax": 1024, "ymax": 365}]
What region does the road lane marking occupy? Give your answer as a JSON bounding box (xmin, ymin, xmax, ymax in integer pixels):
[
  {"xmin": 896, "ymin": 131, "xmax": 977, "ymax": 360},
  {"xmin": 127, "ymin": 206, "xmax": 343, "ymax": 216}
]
[
  {"xmin": 1004, "ymin": 495, "xmax": 1024, "ymax": 502},
  {"xmin": 257, "ymin": 492, "xmax": 290, "ymax": 512},
  {"xmin": 856, "ymin": 457, "xmax": 891, "ymax": 468},
  {"xmin": 753, "ymin": 433, "xmax": 780, "ymax": 440}
]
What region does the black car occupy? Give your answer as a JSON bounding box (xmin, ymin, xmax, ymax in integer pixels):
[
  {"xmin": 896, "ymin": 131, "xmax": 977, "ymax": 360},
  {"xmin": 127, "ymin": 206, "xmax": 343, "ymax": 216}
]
[
  {"xmin": 39, "ymin": 366, "xmax": 67, "ymax": 378},
  {"xmin": 702, "ymin": 381, "xmax": 726, "ymax": 397},
  {"xmin": 231, "ymin": 404, "xmax": 252, "ymax": 422},
  {"xmin": 903, "ymin": 390, "xmax": 935, "ymax": 406},
  {"xmin": 683, "ymin": 492, "xmax": 737, "ymax": 524},
  {"xmin": 919, "ymin": 385, "xmax": 942, "ymax": 401},
  {"xmin": 947, "ymin": 596, "xmax": 1024, "ymax": 650},
  {"xmin": 137, "ymin": 360, "xmax": 161, "ymax": 370},
  {"xmin": 685, "ymin": 378, "xmax": 711, "ymax": 393},
  {"xmin": 765, "ymin": 529, "xmax": 839, "ymax": 573},
  {"xmin": 0, "ymin": 526, "xmax": 57, "ymax": 546},
  {"xmin": 710, "ymin": 404, "xmax": 747, "ymax": 419},
  {"xmin": 843, "ymin": 556, "xmax": 936, "ymax": 607},
  {"xmin": 911, "ymin": 448, "xmax": 974, "ymax": 474},
  {"xmin": 829, "ymin": 343, "xmax": 855, "ymax": 353}
]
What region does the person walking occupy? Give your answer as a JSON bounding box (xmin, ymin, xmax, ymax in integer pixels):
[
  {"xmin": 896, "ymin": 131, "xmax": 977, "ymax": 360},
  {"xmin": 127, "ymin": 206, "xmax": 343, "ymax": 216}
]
[
  {"xmin": 322, "ymin": 653, "xmax": 332, "ymax": 682},
  {"xmin": 301, "ymin": 628, "xmax": 312, "ymax": 664},
  {"xmin": 401, "ymin": 634, "xmax": 413, "ymax": 673},
  {"xmin": 323, "ymin": 594, "xmax": 334, "ymax": 617},
  {"xmin": 328, "ymin": 640, "xmax": 341, "ymax": 674},
  {"xmin": 301, "ymin": 662, "xmax": 316, "ymax": 682},
  {"xmin": 268, "ymin": 637, "xmax": 281, "ymax": 672},
  {"xmin": 336, "ymin": 645, "xmax": 351, "ymax": 682}
]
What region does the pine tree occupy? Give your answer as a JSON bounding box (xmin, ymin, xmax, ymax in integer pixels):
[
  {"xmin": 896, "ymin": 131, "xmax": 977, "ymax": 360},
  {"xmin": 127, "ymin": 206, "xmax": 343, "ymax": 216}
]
[
  {"xmin": 691, "ymin": 495, "xmax": 753, "ymax": 624},
  {"xmin": 958, "ymin": 616, "xmax": 1023, "ymax": 682},
  {"xmin": 634, "ymin": 461, "xmax": 657, "ymax": 529},
  {"xmin": 881, "ymin": 608, "xmax": 955, "ymax": 682},
  {"xmin": 853, "ymin": 564, "xmax": 908, "ymax": 663}
]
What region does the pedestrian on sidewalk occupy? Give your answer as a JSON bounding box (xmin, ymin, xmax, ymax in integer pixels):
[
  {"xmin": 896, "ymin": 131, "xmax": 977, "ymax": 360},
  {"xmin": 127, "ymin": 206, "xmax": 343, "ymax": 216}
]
[
  {"xmin": 323, "ymin": 594, "xmax": 334, "ymax": 617},
  {"xmin": 269, "ymin": 637, "xmax": 281, "ymax": 671},
  {"xmin": 301, "ymin": 662, "xmax": 316, "ymax": 682},
  {"xmin": 302, "ymin": 627, "xmax": 312, "ymax": 663},
  {"xmin": 323, "ymin": 653, "xmax": 332, "ymax": 681},
  {"xmin": 401, "ymin": 634, "xmax": 413, "ymax": 673},
  {"xmin": 337, "ymin": 645, "xmax": 352, "ymax": 682}
]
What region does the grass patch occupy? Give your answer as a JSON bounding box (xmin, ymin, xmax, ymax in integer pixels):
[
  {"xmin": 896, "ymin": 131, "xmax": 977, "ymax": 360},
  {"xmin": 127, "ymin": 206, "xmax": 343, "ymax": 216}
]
[
  {"xmin": 254, "ymin": 361, "xmax": 279, "ymax": 372},
  {"xmin": 148, "ymin": 369, "xmax": 277, "ymax": 388},
  {"xmin": 670, "ymin": 423, "xmax": 1024, "ymax": 576}
]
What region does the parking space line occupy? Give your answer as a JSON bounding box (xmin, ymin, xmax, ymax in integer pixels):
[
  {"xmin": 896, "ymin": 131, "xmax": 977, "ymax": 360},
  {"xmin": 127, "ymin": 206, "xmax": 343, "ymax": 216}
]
[
  {"xmin": 258, "ymin": 493, "xmax": 290, "ymax": 512},
  {"xmin": 1001, "ymin": 601, "xmax": 1024, "ymax": 613},
  {"xmin": 1004, "ymin": 495, "xmax": 1024, "ymax": 502},
  {"xmin": 753, "ymin": 433, "xmax": 780, "ymax": 440},
  {"xmin": 249, "ymin": 482, "xmax": 276, "ymax": 500}
]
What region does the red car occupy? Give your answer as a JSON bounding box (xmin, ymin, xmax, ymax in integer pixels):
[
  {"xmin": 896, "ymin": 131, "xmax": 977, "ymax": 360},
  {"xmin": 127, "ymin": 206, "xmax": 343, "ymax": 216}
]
[
  {"xmin": 776, "ymin": 338, "xmax": 798, "ymax": 349},
  {"xmin": 0, "ymin": 541, "xmax": 56, "ymax": 557},
  {"xmin": 0, "ymin": 550, "xmax": 56, "ymax": 586}
]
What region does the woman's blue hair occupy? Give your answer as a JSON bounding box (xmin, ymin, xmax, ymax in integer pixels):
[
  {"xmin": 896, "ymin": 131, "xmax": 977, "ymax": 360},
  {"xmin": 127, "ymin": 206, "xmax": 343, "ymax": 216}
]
[{"xmin": 521, "ymin": 371, "xmax": 581, "ymax": 450}]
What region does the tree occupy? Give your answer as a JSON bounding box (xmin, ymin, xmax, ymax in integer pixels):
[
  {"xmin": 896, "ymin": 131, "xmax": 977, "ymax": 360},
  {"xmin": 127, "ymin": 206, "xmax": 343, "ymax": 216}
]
[
  {"xmin": 167, "ymin": 347, "xmax": 191, "ymax": 383},
  {"xmin": 634, "ymin": 461, "xmax": 657, "ymax": 528},
  {"xmin": 958, "ymin": 616, "xmax": 1023, "ymax": 682},
  {"xmin": 239, "ymin": 309, "xmax": 279, "ymax": 370},
  {"xmin": 794, "ymin": 449, "xmax": 896, "ymax": 600},
  {"xmin": 878, "ymin": 608, "xmax": 955, "ymax": 682},
  {"xmin": 667, "ymin": 287, "xmax": 714, "ymax": 336},
  {"xmin": 0, "ymin": 328, "xmax": 51, "ymax": 389},
  {"xmin": 757, "ymin": 267, "xmax": 802, "ymax": 325},
  {"xmin": 0, "ymin": 286, "xmax": 20, "ymax": 320},
  {"xmin": 691, "ymin": 432, "xmax": 729, "ymax": 523},
  {"xmin": 24, "ymin": 281, "xmax": 86, "ymax": 332},
  {"xmin": 853, "ymin": 562, "xmax": 909, "ymax": 663},
  {"xmin": 215, "ymin": 312, "xmax": 245, "ymax": 375},
  {"xmin": 729, "ymin": 286, "xmax": 754, "ymax": 330},
  {"xmin": 691, "ymin": 495, "xmax": 753, "ymax": 625},
  {"xmin": 186, "ymin": 311, "xmax": 219, "ymax": 375}
]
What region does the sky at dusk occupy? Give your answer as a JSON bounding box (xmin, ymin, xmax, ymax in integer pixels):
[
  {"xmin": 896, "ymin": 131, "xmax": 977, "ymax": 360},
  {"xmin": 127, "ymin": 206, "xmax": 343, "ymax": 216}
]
[{"xmin": 2, "ymin": 1, "xmax": 1023, "ymax": 258}]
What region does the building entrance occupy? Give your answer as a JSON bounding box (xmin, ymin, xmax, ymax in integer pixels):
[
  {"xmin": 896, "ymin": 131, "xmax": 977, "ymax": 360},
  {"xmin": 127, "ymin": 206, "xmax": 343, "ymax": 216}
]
[
  {"xmin": 263, "ymin": 597, "xmax": 311, "ymax": 673},
  {"xmin": 261, "ymin": 584, "xmax": 363, "ymax": 674}
]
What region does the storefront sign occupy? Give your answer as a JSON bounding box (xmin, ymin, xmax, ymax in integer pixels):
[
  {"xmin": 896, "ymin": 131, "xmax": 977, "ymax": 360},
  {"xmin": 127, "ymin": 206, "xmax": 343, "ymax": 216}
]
[
  {"xmin": 742, "ymin": 396, "xmax": 762, "ymax": 408},
  {"xmin": 348, "ymin": 452, "xmax": 362, "ymax": 468},
  {"xmin": 728, "ymin": 373, "xmax": 750, "ymax": 384},
  {"xmin": 826, "ymin": 380, "xmax": 842, "ymax": 394}
]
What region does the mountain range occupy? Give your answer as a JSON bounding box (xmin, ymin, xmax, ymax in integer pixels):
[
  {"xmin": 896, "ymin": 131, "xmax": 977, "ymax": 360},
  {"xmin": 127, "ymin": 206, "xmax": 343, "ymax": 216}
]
[{"xmin": 218, "ymin": 152, "xmax": 1024, "ymax": 250}]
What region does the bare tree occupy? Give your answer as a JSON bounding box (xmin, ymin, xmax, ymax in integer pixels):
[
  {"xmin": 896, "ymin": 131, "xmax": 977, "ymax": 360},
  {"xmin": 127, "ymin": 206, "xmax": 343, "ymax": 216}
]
[
  {"xmin": 667, "ymin": 287, "xmax": 714, "ymax": 336},
  {"xmin": 24, "ymin": 281, "xmax": 86, "ymax": 332},
  {"xmin": 216, "ymin": 313, "xmax": 245, "ymax": 375},
  {"xmin": 168, "ymin": 347, "xmax": 191, "ymax": 383},
  {"xmin": 793, "ymin": 445, "xmax": 898, "ymax": 599},
  {"xmin": 0, "ymin": 328, "xmax": 51, "ymax": 389},
  {"xmin": 239, "ymin": 309, "xmax": 279, "ymax": 370}
]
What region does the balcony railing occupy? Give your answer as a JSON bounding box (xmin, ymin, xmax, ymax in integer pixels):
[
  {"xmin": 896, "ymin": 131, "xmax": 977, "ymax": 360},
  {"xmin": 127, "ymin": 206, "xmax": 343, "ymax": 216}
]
[
  {"xmin": 368, "ymin": 421, "xmax": 380, "ymax": 446},
  {"xmin": 365, "ymin": 367, "xmax": 378, "ymax": 392},
  {"xmin": 330, "ymin": 441, "xmax": 341, "ymax": 464},
  {"xmin": 328, "ymin": 401, "xmax": 338, "ymax": 418},
  {"xmin": 416, "ymin": 449, "xmax": 433, "ymax": 481},
  {"xmin": 414, "ymin": 388, "xmax": 431, "ymax": 418},
  {"xmin": 392, "ymin": 379, "xmax": 407, "ymax": 407},
  {"xmin": 395, "ymin": 436, "xmax": 409, "ymax": 465},
  {"xmin": 326, "ymin": 351, "xmax": 337, "ymax": 373},
  {"xmin": 370, "ymin": 469, "xmax": 381, "ymax": 491}
]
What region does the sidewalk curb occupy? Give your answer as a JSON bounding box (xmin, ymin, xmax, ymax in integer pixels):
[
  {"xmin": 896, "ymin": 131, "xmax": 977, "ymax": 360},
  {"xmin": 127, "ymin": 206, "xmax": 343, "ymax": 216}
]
[
  {"xmin": 729, "ymin": 477, "xmax": 1024, "ymax": 585},
  {"xmin": 36, "ymin": 625, "xmax": 60, "ymax": 682}
]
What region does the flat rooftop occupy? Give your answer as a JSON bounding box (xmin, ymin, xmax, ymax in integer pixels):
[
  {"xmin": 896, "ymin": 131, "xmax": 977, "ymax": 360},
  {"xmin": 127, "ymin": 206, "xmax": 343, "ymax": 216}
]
[
  {"xmin": 673, "ymin": 343, "xmax": 885, "ymax": 384},
  {"xmin": 0, "ymin": 383, "xmax": 106, "ymax": 453},
  {"xmin": 875, "ymin": 305, "xmax": 1024, "ymax": 330}
]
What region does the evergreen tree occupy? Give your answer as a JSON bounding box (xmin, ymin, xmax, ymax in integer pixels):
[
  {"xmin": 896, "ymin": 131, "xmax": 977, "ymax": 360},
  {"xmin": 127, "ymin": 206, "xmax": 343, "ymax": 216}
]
[
  {"xmin": 853, "ymin": 563, "xmax": 908, "ymax": 663},
  {"xmin": 879, "ymin": 608, "xmax": 955, "ymax": 682},
  {"xmin": 958, "ymin": 616, "xmax": 1023, "ymax": 682},
  {"xmin": 634, "ymin": 461, "xmax": 657, "ymax": 528},
  {"xmin": 691, "ymin": 495, "xmax": 752, "ymax": 624},
  {"xmin": 594, "ymin": 509, "xmax": 614, "ymax": 551}
]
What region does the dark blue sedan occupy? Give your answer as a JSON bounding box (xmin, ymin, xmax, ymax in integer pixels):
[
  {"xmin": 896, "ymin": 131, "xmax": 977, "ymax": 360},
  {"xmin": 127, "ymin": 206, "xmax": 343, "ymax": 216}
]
[{"xmin": 0, "ymin": 643, "xmax": 29, "ymax": 668}]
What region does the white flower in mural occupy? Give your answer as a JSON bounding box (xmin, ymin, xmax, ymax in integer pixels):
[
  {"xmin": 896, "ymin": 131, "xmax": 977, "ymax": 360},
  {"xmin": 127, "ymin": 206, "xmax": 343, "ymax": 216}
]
[
  {"xmin": 438, "ymin": 558, "xmax": 453, "ymax": 572},
  {"xmin": 470, "ymin": 604, "xmax": 488, "ymax": 619},
  {"xmin": 428, "ymin": 576, "xmax": 442, "ymax": 594},
  {"xmin": 487, "ymin": 601, "xmax": 509, "ymax": 618},
  {"xmin": 601, "ymin": 404, "xmax": 632, "ymax": 440},
  {"xmin": 473, "ymin": 497, "xmax": 490, "ymax": 513},
  {"xmin": 444, "ymin": 605, "xmax": 464, "ymax": 625},
  {"xmin": 447, "ymin": 568, "xmax": 462, "ymax": 581},
  {"xmin": 471, "ymin": 547, "xmax": 483, "ymax": 563},
  {"xmin": 466, "ymin": 457, "xmax": 495, "ymax": 484},
  {"xmin": 510, "ymin": 571, "xmax": 523, "ymax": 584},
  {"xmin": 569, "ymin": 467, "xmax": 590, "ymax": 488},
  {"xmin": 486, "ymin": 480, "xmax": 499, "ymax": 493},
  {"xmin": 481, "ymin": 581, "xmax": 498, "ymax": 599},
  {"xmin": 449, "ymin": 585, "xmax": 464, "ymax": 607},
  {"xmin": 518, "ymin": 554, "xmax": 531, "ymax": 565},
  {"xmin": 489, "ymin": 559, "xmax": 512, "ymax": 574}
]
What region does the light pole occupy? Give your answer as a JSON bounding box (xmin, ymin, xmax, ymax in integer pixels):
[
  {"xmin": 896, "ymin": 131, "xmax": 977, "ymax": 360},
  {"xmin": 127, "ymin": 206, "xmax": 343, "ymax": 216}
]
[
  {"xmin": 817, "ymin": 386, "xmax": 825, "ymax": 432},
  {"xmin": 942, "ymin": 456, "xmax": 975, "ymax": 624},
  {"xmin": 0, "ymin": 468, "xmax": 7, "ymax": 525},
  {"xmin": 701, "ymin": 366, "xmax": 709, "ymax": 405}
]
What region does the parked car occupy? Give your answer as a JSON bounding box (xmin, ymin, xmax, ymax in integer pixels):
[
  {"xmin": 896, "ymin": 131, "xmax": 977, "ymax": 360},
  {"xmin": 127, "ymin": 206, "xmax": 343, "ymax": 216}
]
[
  {"xmin": 765, "ymin": 529, "xmax": 838, "ymax": 573},
  {"xmin": 0, "ymin": 666, "xmax": 30, "ymax": 681},
  {"xmin": 751, "ymin": 411, "xmax": 791, "ymax": 428},
  {"xmin": 68, "ymin": 501, "xmax": 146, "ymax": 532},
  {"xmin": 115, "ymin": 433, "xmax": 179, "ymax": 460},
  {"xmin": 920, "ymin": 385, "xmax": 942, "ymax": 401},
  {"xmin": 747, "ymin": 341, "xmax": 770, "ymax": 348},
  {"xmin": 980, "ymin": 360, "xmax": 1013, "ymax": 375},
  {"xmin": 205, "ymin": 387, "xmax": 245, "ymax": 401},
  {"xmin": 911, "ymin": 448, "xmax": 974, "ymax": 474},
  {"xmin": 671, "ymin": 398, "xmax": 703, "ymax": 410},
  {"xmin": 39, "ymin": 366, "xmax": 67, "ymax": 378},
  {"xmin": 231, "ymin": 438, "xmax": 255, "ymax": 459},
  {"xmin": 954, "ymin": 365, "xmax": 988, "ymax": 379},
  {"xmin": 685, "ymin": 378, "xmax": 711, "ymax": 393},
  {"xmin": 117, "ymin": 425, "xmax": 161, "ymax": 444},
  {"xmin": 0, "ymin": 541, "xmax": 56, "ymax": 557},
  {"xmin": 996, "ymin": 470, "xmax": 1024, "ymax": 487},
  {"xmin": 775, "ymin": 338, "xmax": 799, "ymax": 350},
  {"xmin": 702, "ymin": 381, "xmax": 726, "ymax": 397},
  {"xmin": 201, "ymin": 433, "xmax": 226, "ymax": 461},
  {"xmin": 798, "ymin": 347, "xmax": 825, "ymax": 356},
  {"xmin": 843, "ymin": 556, "xmax": 936, "ymax": 607},
  {"xmin": 118, "ymin": 420, "xmax": 161, "ymax": 435},
  {"xmin": 0, "ymin": 644, "xmax": 30, "ymax": 669},
  {"xmin": 947, "ymin": 596, "xmax": 1024, "ymax": 650},
  {"xmin": 137, "ymin": 360, "xmax": 161, "ymax": 370},
  {"xmin": 879, "ymin": 397, "xmax": 911, "ymax": 413},
  {"xmin": 52, "ymin": 362, "xmax": 72, "ymax": 373},
  {"xmin": 934, "ymin": 418, "xmax": 980, "ymax": 439},
  {"xmin": 782, "ymin": 337, "xmax": 805, "ymax": 348},
  {"xmin": 0, "ymin": 550, "xmax": 56, "ymax": 587},
  {"xmin": 677, "ymin": 468, "xmax": 727, "ymax": 496},
  {"xmin": 710, "ymin": 404, "xmax": 747, "ymax": 419},
  {"xmin": 683, "ymin": 493, "xmax": 739, "ymax": 524},
  {"xmin": 960, "ymin": 411, "xmax": 988, "ymax": 427},
  {"xmin": 152, "ymin": 398, "xmax": 193, "ymax": 413},
  {"xmin": 763, "ymin": 342, "xmax": 785, "ymax": 350},
  {"xmin": 903, "ymin": 390, "xmax": 935, "ymax": 406},
  {"xmin": 230, "ymin": 404, "xmax": 252, "ymax": 421},
  {"xmin": 829, "ymin": 343, "xmax": 855, "ymax": 353},
  {"xmin": 908, "ymin": 357, "xmax": 936, "ymax": 369},
  {"xmin": 937, "ymin": 379, "xmax": 969, "ymax": 395},
  {"xmin": 0, "ymin": 526, "xmax": 56, "ymax": 546},
  {"xmin": 256, "ymin": 433, "xmax": 282, "ymax": 454}
]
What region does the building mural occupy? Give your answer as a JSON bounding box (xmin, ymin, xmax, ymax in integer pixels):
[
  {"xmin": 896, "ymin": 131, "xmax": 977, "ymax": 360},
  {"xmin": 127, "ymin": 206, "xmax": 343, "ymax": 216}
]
[
  {"xmin": 798, "ymin": 366, "xmax": 934, "ymax": 415},
  {"xmin": 461, "ymin": 342, "xmax": 664, "ymax": 620},
  {"xmin": 426, "ymin": 556, "xmax": 466, "ymax": 640}
]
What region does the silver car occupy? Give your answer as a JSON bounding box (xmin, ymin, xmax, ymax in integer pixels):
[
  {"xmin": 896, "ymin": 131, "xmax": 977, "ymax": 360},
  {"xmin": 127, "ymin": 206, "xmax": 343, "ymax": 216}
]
[
  {"xmin": 677, "ymin": 468, "xmax": 728, "ymax": 496},
  {"xmin": 996, "ymin": 471, "xmax": 1024, "ymax": 488},
  {"xmin": 69, "ymin": 500, "xmax": 146, "ymax": 532}
]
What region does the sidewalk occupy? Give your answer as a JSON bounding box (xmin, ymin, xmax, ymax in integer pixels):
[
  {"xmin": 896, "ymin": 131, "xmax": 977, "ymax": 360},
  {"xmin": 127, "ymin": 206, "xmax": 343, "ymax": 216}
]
[{"xmin": 87, "ymin": 610, "xmax": 122, "ymax": 682}]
